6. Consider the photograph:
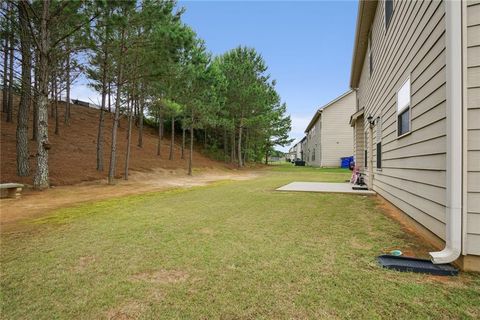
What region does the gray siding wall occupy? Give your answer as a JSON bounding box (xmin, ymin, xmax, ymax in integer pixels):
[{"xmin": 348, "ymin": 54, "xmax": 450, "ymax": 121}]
[
  {"xmin": 466, "ymin": 1, "xmax": 480, "ymax": 255},
  {"xmin": 320, "ymin": 92, "xmax": 356, "ymax": 167},
  {"xmin": 357, "ymin": 0, "xmax": 450, "ymax": 241}
]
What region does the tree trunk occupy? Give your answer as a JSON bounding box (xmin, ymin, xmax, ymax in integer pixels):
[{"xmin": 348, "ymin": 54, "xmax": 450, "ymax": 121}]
[
  {"xmin": 169, "ymin": 116, "xmax": 174, "ymax": 160},
  {"xmin": 96, "ymin": 103, "xmax": 105, "ymax": 171},
  {"xmin": 243, "ymin": 129, "xmax": 249, "ymax": 164},
  {"xmin": 16, "ymin": 1, "xmax": 31, "ymax": 176},
  {"xmin": 231, "ymin": 125, "xmax": 236, "ymax": 164},
  {"xmin": 181, "ymin": 120, "xmax": 185, "ymax": 159},
  {"xmin": 6, "ymin": 19, "xmax": 14, "ymax": 123},
  {"xmin": 108, "ymin": 82, "xmax": 111, "ymax": 112},
  {"xmin": 223, "ymin": 127, "xmax": 227, "ymax": 162},
  {"xmin": 124, "ymin": 99, "xmax": 133, "ymax": 180},
  {"xmin": 64, "ymin": 41, "xmax": 71, "ymax": 125},
  {"xmin": 157, "ymin": 108, "xmax": 163, "ymax": 156},
  {"xmin": 33, "ymin": 0, "xmax": 51, "ymax": 190},
  {"xmin": 107, "ymin": 29, "xmax": 125, "ymax": 185},
  {"xmin": 265, "ymin": 148, "xmax": 269, "ymax": 165},
  {"xmin": 50, "ymin": 76, "xmax": 55, "ymax": 117},
  {"xmin": 32, "ymin": 49, "xmax": 39, "ymax": 141},
  {"xmin": 188, "ymin": 113, "xmax": 194, "ymax": 176},
  {"xmin": 54, "ymin": 74, "xmax": 59, "ymax": 135},
  {"xmin": 137, "ymin": 92, "xmax": 144, "ymax": 147},
  {"xmin": 2, "ymin": 27, "xmax": 8, "ymax": 113},
  {"xmin": 157, "ymin": 113, "xmax": 162, "ymax": 156},
  {"xmin": 96, "ymin": 42, "xmax": 108, "ymax": 171},
  {"xmin": 237, "ymin": 118, "xmax": 243, "ymax": 168}
]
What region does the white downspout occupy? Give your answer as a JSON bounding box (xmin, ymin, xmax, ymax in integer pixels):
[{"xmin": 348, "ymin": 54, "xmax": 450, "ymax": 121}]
[{"xmin": 429, "ymin": 0, "xmax": 463, "ymax": 264}]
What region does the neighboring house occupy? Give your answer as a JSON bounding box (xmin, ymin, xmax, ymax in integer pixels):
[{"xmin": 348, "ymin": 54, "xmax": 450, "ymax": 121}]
[
  {"xmin": 295, "ymin": 141, "xmax": 303, "ymax": 160},
  {"xmin": 304, "ymin": 90, "xmax": 356, "ymax": 167},
  {"xmin": 300, "ymin": 136, "xmax": 307, "ymax": 161},
  {"xmin": 72, "ymin": 99, "xmax": 101, "ymax": 110},
  {"xmin": 287, "ymin": 146, "xmax": 296, "ymax": 162},
  {"xmin": 293, "ymin": 141, "xmax": 303, "ymax": 160},
  {"xmin": 287, "ymin": 140, "xmax": 305, "ymax": 162},
  {"xmin": 350, "ymin": 0, "xmax": 479, "ymax": 270}
]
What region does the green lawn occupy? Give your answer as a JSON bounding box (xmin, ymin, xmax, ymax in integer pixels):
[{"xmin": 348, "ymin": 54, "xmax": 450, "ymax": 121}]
[{"xmin": 1, "ymin": 164, "xmax": 479, "ymax": 319}]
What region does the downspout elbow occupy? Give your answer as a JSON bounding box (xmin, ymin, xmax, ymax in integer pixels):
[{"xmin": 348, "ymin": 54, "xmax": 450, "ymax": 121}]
[
  {"xmin": 430, "ymin": 205, "xmax": 462, "ymax": 264},
  {"xmin": 430, "ymin": 247, "xmax": 461, "ymax": 265}
]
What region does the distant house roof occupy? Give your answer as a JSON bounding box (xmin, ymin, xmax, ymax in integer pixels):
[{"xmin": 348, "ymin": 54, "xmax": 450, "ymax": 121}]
[
  {"xmin": 350, "ymin": 0, "xmax": 378, "ymax": 89},
  {"xmin": 304, "ymin": 90, "xmax": 354, "ymax": 133}
]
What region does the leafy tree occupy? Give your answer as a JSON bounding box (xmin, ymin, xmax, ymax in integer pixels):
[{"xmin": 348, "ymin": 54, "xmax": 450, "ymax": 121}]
[
  {"xmin": 216, "ymin": 46, "xmax": 280, "ymax": 167},
  {"xmin": 262, "ymin": 102, "xmax": 293, "ymax": 164}
]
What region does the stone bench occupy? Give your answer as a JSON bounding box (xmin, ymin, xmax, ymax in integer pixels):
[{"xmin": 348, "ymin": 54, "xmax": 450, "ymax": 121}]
[{"xmin": 0, "ymin": 183, "xmax": 24, "ymax": 199}]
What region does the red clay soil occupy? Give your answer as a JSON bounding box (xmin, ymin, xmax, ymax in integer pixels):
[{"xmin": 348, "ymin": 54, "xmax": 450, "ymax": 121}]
[
  {"xmin": 1, "ymin": 98, "xmax": 230, "ymax": 187},
  {"xmin": 0, "ymin": 167, "xmax": 261, "ymax": 230}
]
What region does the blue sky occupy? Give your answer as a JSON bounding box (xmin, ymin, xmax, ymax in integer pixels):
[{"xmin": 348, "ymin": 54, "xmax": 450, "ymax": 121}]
[
  {"xmin": 179, "ymin": 0, "xmax": 359, "ymax": 150},
  {"xmin": 72, "ymin": 1, "xmax": 359, "ymax": 152}
]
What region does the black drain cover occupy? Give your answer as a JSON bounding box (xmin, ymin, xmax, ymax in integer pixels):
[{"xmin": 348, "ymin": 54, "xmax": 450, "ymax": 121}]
[
  {"xmin": 352, "ymin": 185, "xmax": 368, "ymax": 190},
  {"xmin": 378, "ymin": 255, "xmax": 458, "ymax": 276}
]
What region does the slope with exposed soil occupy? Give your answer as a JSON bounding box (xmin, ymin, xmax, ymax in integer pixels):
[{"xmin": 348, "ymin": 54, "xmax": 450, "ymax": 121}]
[{"xmin": 0, "ymin": 98, "xmax": 228, "ymax": 186}]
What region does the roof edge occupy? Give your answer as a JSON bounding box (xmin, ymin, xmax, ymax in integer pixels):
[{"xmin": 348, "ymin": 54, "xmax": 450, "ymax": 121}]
[
  {"xmin": 350, "ymin": 0, "xmax": 378, "ymax": 89},
  {"xmin": 304, "ymin": 90, "xmax": 355, "ymax": 133}
]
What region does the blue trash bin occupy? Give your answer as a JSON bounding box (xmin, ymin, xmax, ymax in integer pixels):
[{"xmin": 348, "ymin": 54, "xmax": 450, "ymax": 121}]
[{"xmin": 341, "ymin": 156, "xmax": 354, "ymax": 168}]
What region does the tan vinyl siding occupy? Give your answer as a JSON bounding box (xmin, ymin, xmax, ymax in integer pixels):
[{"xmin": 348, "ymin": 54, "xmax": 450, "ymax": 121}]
[
  {"xmin": 356, "ymin": 0, "xmax": 449, "ymax": 242},
  {"xmin": 354, "ymin": 116, "xmax": 365, "ymax": 169},
  {"xmin": 466, "ymin": 2, "xmax": 480, "ymax": 254},
  {"xmin": 320, "ymin": 92, "xmax": 356, "ymax": 167},
  {"xmin": 305, "ymin": 91, "xmax": 355, "ymax": 167},
  {"xmin": 305, "ymin": 118, "xmax": 322, "ymax": 166}
]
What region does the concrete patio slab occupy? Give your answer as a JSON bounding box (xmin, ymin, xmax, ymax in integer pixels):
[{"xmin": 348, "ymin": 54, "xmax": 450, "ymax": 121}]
[{"xmin": 276, "ymin": 182, "xmax": 375, "ymax": 195}]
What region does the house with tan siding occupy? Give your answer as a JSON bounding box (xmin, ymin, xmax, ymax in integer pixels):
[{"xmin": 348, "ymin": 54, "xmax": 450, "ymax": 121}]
[
  {"xmin": 350, "ymin": 0, "xmax": 480, "ymax": 270},
  {"xmin": 287, "ymin": 140, "xmax": 303, "ymax": 162},
  {"xmin": 304, "ymin": 90, "xmax": 356, "ymax": 167}
]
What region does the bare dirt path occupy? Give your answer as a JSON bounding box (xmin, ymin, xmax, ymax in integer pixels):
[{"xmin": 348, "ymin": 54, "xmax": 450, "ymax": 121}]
[{"xmin": 0, "ymin": 168, "xmax": 262, "ymax": 230}]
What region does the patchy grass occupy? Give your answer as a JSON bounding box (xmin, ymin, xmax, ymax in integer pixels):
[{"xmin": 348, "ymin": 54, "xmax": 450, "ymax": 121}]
[{"xmin": 1, "ymin": 165, "xmax": 479, "ymax": 319}]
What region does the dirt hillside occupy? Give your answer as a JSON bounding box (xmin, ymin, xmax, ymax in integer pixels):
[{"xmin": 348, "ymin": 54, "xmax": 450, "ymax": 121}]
[{"xmin": 1, "ymin": 98, "xmax": 228, "ymax": 186}]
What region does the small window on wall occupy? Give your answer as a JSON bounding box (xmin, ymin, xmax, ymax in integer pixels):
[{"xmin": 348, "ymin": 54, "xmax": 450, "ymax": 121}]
[
  {"xmin": 397, "ymin": 77, "xmax": 411, "ymax": 137},
  {"xmin": 312, "ymin": 148, "xmax": 315, "ymax": 161},
  {"xmin": 385, "ymin": 0, "xmax": 394, "ymax": 30}
]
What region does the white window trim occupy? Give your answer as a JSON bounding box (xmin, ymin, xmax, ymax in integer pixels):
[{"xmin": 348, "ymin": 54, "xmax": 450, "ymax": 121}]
[{"xmin": 396, "ymin": 76, "xmax": 412, "ymax": 139}]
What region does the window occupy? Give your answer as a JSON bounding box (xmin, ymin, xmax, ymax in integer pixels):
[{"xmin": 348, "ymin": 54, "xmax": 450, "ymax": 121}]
[
  {"xmin": 364, "ymin": 131, "xmax": 368, "ymax": 168},
  {"xmin": 385, "ymin": 0, "xmax": 394, "ymax": 29},
  {"xmin": 376, "ymin": 117, "xmax": 382, "ymax": 169},
  {"xmin": 368, "ymin": 32, "xmax": 373, "ymax": 76},
  {"xmin": 397, "ymin": 77, "xmax": 411, "ymax": 136},
  {"xmin": 376, "ymin": 143, "xmax": 382, "ymax": 169},
  {"xmin": 312, "ymin": 148, "xmax": 315, "ymax": 161}
]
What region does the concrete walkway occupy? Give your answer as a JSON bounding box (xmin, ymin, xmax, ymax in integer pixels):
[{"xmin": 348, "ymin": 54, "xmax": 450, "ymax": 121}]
[{"xmin": 276, "ymin": 182, "xmax": 375, "ymax": 195}]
